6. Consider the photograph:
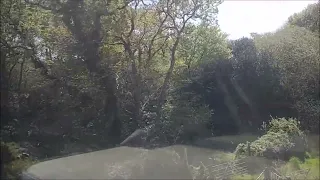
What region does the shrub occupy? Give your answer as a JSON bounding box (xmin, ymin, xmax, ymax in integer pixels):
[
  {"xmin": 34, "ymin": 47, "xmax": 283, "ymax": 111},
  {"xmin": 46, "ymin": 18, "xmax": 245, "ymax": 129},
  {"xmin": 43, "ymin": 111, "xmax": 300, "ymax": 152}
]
[
  {"xmin": 288, "ymin": 157, "xmax": 302, "ymax": 170},
  {"xmin": 235, "ymin": 132, "xmax": 295, "ymax": 159},
  {"xmin": 1, "ymin": 141, "xmax": 35, "ymax": 180},
  {"xmin": 268, "ymin": 117, "xmax": 304, "ymax": 137},
  {"xmin": 235, "ymin": 117, "xmax": 307, "ymax": 160}
]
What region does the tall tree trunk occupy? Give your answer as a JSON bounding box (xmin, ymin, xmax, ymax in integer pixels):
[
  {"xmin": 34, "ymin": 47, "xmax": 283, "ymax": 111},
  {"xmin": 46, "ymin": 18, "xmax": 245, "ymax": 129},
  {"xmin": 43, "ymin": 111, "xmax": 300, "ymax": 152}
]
[
  {"xmin": 58, "ymin": 1, "xmax": 122, "ymax": 145},
  {"xmin": 156, "ymin": 37, "xmax": 180, "ymax": 120},
  {"xmin": 101, "ymin": 70, "xmax": 122, "ymax": 145},
  {"xmin": 123, "ymin": 40, "xmax": 142, "ymax": 129},
  {"xmin": 1, "ymin": 49, "xmax": 11, "ymax": 126},
  {"xmin": 132, "ymin": 68, "xmax": 142, "ymax": 128},
  {"xmin": 18, "ymin": 58, "xmax": 25, "ymax": 92}
]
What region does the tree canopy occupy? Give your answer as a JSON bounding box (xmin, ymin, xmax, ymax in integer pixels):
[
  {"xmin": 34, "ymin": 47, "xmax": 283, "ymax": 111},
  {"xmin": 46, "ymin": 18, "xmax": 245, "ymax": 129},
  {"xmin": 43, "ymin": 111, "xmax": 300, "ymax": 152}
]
[{"xmin": 0, "ymin": 0, "xmax": 319, "ymax": 165}]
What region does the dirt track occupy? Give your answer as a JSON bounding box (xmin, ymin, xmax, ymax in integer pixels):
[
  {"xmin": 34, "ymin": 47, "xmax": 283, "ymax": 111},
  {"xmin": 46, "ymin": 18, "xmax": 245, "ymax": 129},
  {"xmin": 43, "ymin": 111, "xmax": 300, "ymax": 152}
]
[
  {"xmin": 24, "ymin": 134, "xmax": 275, "ymax": 179},
  {"xmin": 24, "ymin": 145, "xmax": 241, "ymax": 179}
]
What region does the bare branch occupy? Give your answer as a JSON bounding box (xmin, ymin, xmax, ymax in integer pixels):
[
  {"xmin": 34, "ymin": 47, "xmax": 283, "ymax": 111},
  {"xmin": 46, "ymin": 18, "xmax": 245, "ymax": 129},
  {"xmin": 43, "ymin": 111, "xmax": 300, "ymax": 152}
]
[
  {"xmin": 146, "ymin": 12, "xmax": 168, "ymax": 66},
  {"xmin": 150, "ymin": 36, "xmax": 169, "ymax": 59},
  {"xmin": 108, "ymin": 42, "xmax": 124, "ymax": 46},
  {"xmin": 127, "ymin": 12, "xmax": 135, "ymax": 38},
  {"xmin": 107, "ymin": 0, "xmax": 133, "ymax": 16}
]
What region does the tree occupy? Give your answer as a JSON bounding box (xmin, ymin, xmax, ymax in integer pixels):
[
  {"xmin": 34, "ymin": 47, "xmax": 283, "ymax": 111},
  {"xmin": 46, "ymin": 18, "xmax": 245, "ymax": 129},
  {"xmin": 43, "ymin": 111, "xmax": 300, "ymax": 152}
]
[
  {"xmin": 23, "ymin": 0, "xmax": 136, "ymax": 144},
  {"xmin": 151, "ymin": 0, "xmax": 222, "ymax": 121},
  {"xmin": 106, "ymin": 0, "xmax": 222, "ymax": 130},
  {"xmin": 287, "ymin": 2, "xmax": 319, "ymax": 34},
  {"xmin": 179, "ymin": 24, "xmax": 231, "ymax": 70},
  {"xmin": 254, "ymin": 26, "xmax": 320, "ymax": 132},
  {"xmin": 0, "ymin": 0, "xmax": 53, "ymax": 126},
  {"xmin": 172, "ymin": 24, "xmax": 233, "ymax": 135}
]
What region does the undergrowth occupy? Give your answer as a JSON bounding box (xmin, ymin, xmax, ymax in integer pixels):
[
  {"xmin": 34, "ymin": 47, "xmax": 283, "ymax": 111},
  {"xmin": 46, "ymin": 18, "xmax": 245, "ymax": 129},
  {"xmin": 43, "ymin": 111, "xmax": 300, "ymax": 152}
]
[
  {"xmin": 280, "ymin": 156, "xmax": 320, "ymax": 180},
  {"xmin": 1, "ymin": 141, "xmax": 35, "ymax": 180}
]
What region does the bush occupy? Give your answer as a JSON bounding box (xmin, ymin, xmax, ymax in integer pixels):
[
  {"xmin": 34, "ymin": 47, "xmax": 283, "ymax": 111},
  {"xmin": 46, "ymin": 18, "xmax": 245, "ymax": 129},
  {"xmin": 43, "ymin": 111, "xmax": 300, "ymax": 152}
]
[
  {"xmin": 268, "ymin": 117, "xmax": 304, "ymax": 137},
  {"xmin": 288, "ymin": 157, "xmax": 302, "ymax": 170},
  {"xmin": 235, "ymin": 117, "xmax": 307, "ymax": 160},
  {"xmin": 1, "ymin": 141, "xmax": 35, "ymax": 180},
  {"xmin": 235, "ymin": 132, "xmax": 294, "ymax": 157}
]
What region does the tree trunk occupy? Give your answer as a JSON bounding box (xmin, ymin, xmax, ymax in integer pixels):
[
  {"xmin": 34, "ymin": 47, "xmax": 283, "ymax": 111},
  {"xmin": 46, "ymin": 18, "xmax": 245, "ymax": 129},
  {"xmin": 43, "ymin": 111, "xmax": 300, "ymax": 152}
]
[
  {"xmin": 156, "ymin": 38, "xmax": 180, "ymax": 120},
  {"xmin": 58, "ymin": 1, "xmax": 122, "ymax": 145},
  {"xmin": 1, "ymin": 49, "xmax": 11, "ymax": 126},
  {"xmin": 101, "ymin": 70, "xmax": 122, "ymax": 145},
  {"xmin": 123, "ymin": 41, "xmax": 142, "ymax": 129},
  {"xmin": 18, "ymin": 58, "xmax": 25, "ymax": 92},
  {"xmin": 132, "ymin": 72, "xmax": 142, "ymax": 128}
]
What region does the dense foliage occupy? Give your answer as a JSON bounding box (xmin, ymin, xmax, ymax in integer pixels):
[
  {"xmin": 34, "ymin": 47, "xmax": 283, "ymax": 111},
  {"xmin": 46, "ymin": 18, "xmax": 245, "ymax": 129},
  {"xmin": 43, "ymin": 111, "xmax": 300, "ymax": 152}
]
[
  {"xmin": 287, "ymin": 2, "xmax": 319, "ymax": 33},
  {"xmin": 235, "ymin": 118, "xmax": 307, "ymax": 161},
  {"xmin": 0, "ymin": 0, "xmax": 319, "ymax": 178}
]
